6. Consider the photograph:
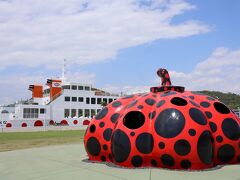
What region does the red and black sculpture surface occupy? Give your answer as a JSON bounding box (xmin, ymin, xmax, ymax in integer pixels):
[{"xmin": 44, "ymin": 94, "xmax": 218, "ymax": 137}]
[{"xmin": 84, "ymin": 68, "xmax": 240, "ymax": 170}]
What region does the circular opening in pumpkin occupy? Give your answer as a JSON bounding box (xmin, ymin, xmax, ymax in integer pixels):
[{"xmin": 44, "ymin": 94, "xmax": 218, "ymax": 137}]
[
  {"xmin": 171, "ymin": 97, "xmax": 187, "ymax": 106},
  {"xmin": 123, "ymin": 111, "xmax": 145, "ymax": 129},
  {"xmin": 89, "ymin": 124, "xmax": 96, "ymax": 133},
  {"xmin": 214, "ymin": 102, "xmax": 230, "ymax": 114}
]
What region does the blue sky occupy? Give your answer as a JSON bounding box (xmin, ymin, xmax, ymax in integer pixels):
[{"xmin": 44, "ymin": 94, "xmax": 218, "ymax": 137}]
[{"xmin": 0, "ymin": 0, "xmax": 240, "ymax": 104}]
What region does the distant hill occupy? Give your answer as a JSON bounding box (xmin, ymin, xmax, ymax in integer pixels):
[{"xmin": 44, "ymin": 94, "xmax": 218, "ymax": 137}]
[{"xmin": 196, "ymin": 90, "xmax": 240, "ymax": 110}]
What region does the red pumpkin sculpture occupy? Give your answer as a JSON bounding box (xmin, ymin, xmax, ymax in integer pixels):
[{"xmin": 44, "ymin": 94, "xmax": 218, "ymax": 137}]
[{"xmin": 84, "ymin": 68, "xmax": 239, "ymax": 170}]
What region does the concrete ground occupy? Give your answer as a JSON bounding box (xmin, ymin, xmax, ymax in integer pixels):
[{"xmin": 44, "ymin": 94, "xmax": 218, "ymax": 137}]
[{"xmin": 0, "ymin": 143, "xmax": 239, "ymax": 180}]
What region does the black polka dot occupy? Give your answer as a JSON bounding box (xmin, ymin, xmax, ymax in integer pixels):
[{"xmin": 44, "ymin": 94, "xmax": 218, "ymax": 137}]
[
  {"xmin": 101, "ymin": 156, "xmax": 106, "ymax": 162},
  {"xmin": 111, "ymin": 113, "xmax": 120, "ymax": 123},
  {"xmin": 103, "ymin": 128, "xmax": 112, "ymax": 142},
  {"xmin": 161, "ymin": 154, "xmax": 175, "ymax": 167},
  {"xmin": 189, "ymin": 96, "xmax": 195, "ymax": 100},
  {"xmin": 171, "ymin": 97, "xmax": 187, "ymax": 106},
  {"xmin": 222, "ymin": 118, "xmax": 239, "ymax": 141},
  {"xmin": 89, "ymin": 124, "xmax": 96, "ymax": 133},
  {"xmin": 189, "ymin": 108, "xmax": 207, "ymax": 125},
  {"xmin": 188, "ymin": 129, "xmax": 196, "ymax": 136},
  {"xmin": 123, "ymin": 111, "xmax": 145, "ymax": 129},
  {"xmin": 205, "ymin": 111, "xmax": 212, "ymax": 119},
  {"xmin": 209, "ymin": 122, "xmax": 217, "ymax": 133},
  {"xmin": 99, "ymin": 122, "xmax": 105, "ymax": 128},
  {"xmin": 158, "ymin": 142, "xmax": 165, "ymax": 149},
  {"xmin": 161, "ymin": 91, "xmax": 177, "ymax": 97},
  {"xmin": 155, "ymin": 108, "xmax": 185, "ymax": 138},
  {"xmin": 189, "ymin": 100, "xmax": 200, "ymax": 108},
  {"xmin": 130, "ymin": 132, "xmax": 135, "ymax": 136},
  {"xmin": 103, "ymin": 144, "xmax": 108, "ymax": 150},
  {"xmin": 191, "ymin": 91, "xmax": 204, "ymax": 95},
  {"xmin": 131, "ymin": 156, "xmax": 143, "ymax": 167},
  {"xmin": 197, "ymin": 131, "xmax": 213, "ymax": 164},
  {"xmin": 86, "ymin": 137, "xmax": 101, "ymax": 156},
  {"xmin": 181, "ymin": 160, "xmax": 191, "ymax": 169},
  {"xmin": 95, "ymin": 107, "xmax": 108, "ymax": 120},
  {"xmin": 156, "ymin": 100, "xmax": 165, "ymax": 108},
  {"xmin": 136, "ymin": 133, "xmax": 154, "ymax": 154},
  {"xmin": 111, "ymin": 129, "xmax": 131, "ymax": 163},
  {"xmin": 217, "ymin": 144, "xmax": 235, "ymax": 163},
  {"xmin": 151, "ymin": 159, "xmax": 158, "ymax": 167},
  {"xmin": 216, "ymin": 136, "xmax": 223, "ymax": 143},
  {"xmin": 127, "ymin": 100, "xmax": 138, "ymax": 108},
  {"xmin": 214, "ymin": 102, "xmax": 230, "ymax": 114},
  {"xmin": 112, "ymin": 101, "xmax": 122, "ymax": 107},
  {"xmin": 174, "ymin": 139, "xmax": 191, "ymax": 156},
  {"xmin": 137, "ymin": 105, "xmax": 144, "ymax": 109},
  {"xmin": 200, "ymin": 101, "xmax": 210, "ymax": 108},
  {"xmin": 206, "ymin": 96, "xmax": 215, "ymax": 101},
  {"xmin": 123, "ymin": 95, "xmax": 134, "ymax": 99},
  {"xmin": 145, "ymin": 98, "xmax": 156, "ymax": 106},
  {"xmin": 149, "ymin": 111, "xmax": 156, "ymax": 119}
]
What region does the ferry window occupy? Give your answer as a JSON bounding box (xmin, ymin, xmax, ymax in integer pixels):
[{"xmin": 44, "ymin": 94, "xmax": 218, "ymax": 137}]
[
  {"xmin": 78, "ymin": 86, "xmax": 83, "ymax": 90},
  {"xmin": 78, "ymin": 109, "xmax": 83, "ymax": 117},
  {"xmin": 64, "ymin": 109, "xmax": 70, "ymax": 118},
  {"xmin": 71, "ymin": 109, "xmax": 77, "ymax": 118},
  {"xmin": 91, "ymin": 109, "xmax": 96, "ymax": 117},
  {"xmin": 91, "ymin": 98, "xmax": 96, "ymax": 104},
  {"xmin": 40, "ymin": 108, "xmax": 45, "ymax": 114},
  {"xmin": 78, "ymin": 97, "xmax": 84, "ymax": 102},
  {"xmin": 72, "ymin": 97, "xmax": 77, "ymax": 102},
  {"xmin": 109, "ymin": 98, "xmax": 113, "ymax": 103},
  {"xmin": 85, "ymin": 86, "xmax": 90, "ymax": 91},
  {"xmin": 62, "ymin": 85, "xmax": 70, "ymax": 90},
  {"xmin": 72, "ymin": 85, "xmax": 77, "ymax": 90},
  {"xmin": 85, "ymin": 109, "xmax": 90, "ymax": 117},
  {"xmin": 103, "ymin": 98, "xmax": 107, "ymax": 104},
  {"xmin": 97, "ymin": 98, "xmax": 102, "ymax": 104},
  {"xmin": 86, "ymin": 98, "xmax": 90, "ymax": 104},
  {"xmin": 23, "ymin": 108, "xmax": 39, "ymax": 119},
  {"xmin": 65, "ymin": 96, "xmax": 70, "ymax": 102}
]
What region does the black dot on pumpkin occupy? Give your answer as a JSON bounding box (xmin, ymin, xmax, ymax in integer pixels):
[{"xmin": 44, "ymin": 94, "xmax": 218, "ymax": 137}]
[
  {"xmin": 206, "ymin": 96, "xmax": 216, "ymax": 101},
  {"xmin": 123, "ymin": 95, "xmax": 134, "ymax": 99},
  {"xmin": 158, "ymin": 142, "xmax": 165, "ymax": 149},
  {"xmin": 214, "ymin": 102, "xmax": 230, "ymax": 114},
  {"xmin": 171, "ymin": 97, "xmax": 187, "ymax": 106},
  {"xmin": 205, "ymin": 111, "xmax": 212, "ymax": 119},
  {"xmin": 209, "ymin": 122, "xmax": 217, "ymax": 133},
  {"xmin": 197, "ymin": 131, "xmax": 213, "ymax": 165},
  {"xmin": 189, "ymin": 100, "xmax": 200, "ymax": 108},
  {"xmin": 130, "ymin": 132, "xmax": 135, "ymax": 136},
  {"xmin": 111, "ymin": 113, "xmax": 120, "ymax": 123},
  {"xmin": 216, "ymin": 136, "xmax": 223, "ymax": 143},
  {"xmin": 151, "ymin": 159, "xmax": 158, "ymax": 167},
  {"xmin": 131, "ymin": 156, "xmax": 143, "ymax": 167},
  {"xmin": 189, "ymin": 108, "xmax": 207, "ymax": 125},
  {"xmin": 136, "ymin": 133, "xmax": 154, "ymax": 154},
  {"xmin": 103, "ymin": 128, "xmax": 112, "ymax": 142},
  {"xmin": 156, "ymin": 100, "xmax": 165, "ymax": 108},
  {"xmin": 155, "ymin": 108, "xmax": 185, "ymax": 138},
  {"xmin": 149, "ymin": 111, "xmax": 156, "ymax": 119},
  {"xmin": 89, "ymin": 124, "xmax": 96, "ymax": 133},
  {"xmin": 222, "ymin": 118, "xmax": 239, "ymax": 141},
  {"xmin": 111, "ymin": 129, "xmax": 131, "ymax": 163},
  {"xmin": 200, "ymin": 101, "xmax": 210, "ymax": 108},
  {"xmin": 95, "ymin": 107, "xmax": 108, "ymax": 120},
  {"xmin": 112, "ymin": 101, "xmax": 122, "ymax": 107},
  {"xmin": 189, "ymin": 96, "xmax": 195, "ymax": 100},
  {"xmin": 99, "ymin": 122, "xmax": 105, "ymax": 128},
  {"xmin": 128, "ymin": 100, "xmax": 138, "ymax": 108},
  {"xmin": 161, "ymin": 154, "xmax": 175, "ymax": 167},
  {"xmin": 188, "ymin": 129, "xmax": 196, "ymax": 136},
  {"xmin": 103, "ymin": 144, "xmax": 108, "ymax": 150},
  {"xmin": 123, "ymin": 111, "xmax": 145, "ymax": 129},
  {"xmin": 137, "ymin": 105, "xmax": 144, "ymax": 109},
  {"xmin": 161, "ymin": 91, "xmax": 177, "ymax": 97},
  {"xmin": 174, "ymin": 139, "xmax": 191, "ymax": 156},
  {"xmin": 145, "ymin": 98, "xmax": 156, "ymax": 106},
  {"xmin": 101, "ymin": 156, "xmax": 106, "ymax": 162},
  {"xmin": 181, "ymin": 160, "xmax": 191, "ymax": 169},
  {"xmin": 217, "ymin": 144, "xmax": 235, "ymax": 163},
  {"xmin": 86, "ymin": 137, "xmax": 101, "ymax": 156}
]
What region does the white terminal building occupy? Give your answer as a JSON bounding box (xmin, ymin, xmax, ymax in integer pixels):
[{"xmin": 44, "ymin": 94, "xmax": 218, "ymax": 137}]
[{"xmin": 0, "ymin": 61, "xmax": 120, "ymax": 129}]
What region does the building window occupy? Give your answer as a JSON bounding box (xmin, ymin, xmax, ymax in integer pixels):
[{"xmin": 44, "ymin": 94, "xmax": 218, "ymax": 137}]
[
  {"xmin": 86, "ymin": 97, "xmax": 90, "ymax": 104},
  {"xmin": 85, "ymin": 86, "xmax": 90, "ymax": 91},
  {"xmin": 62, "ymin": 85, "xmax": 70, "ymax": 90},
  {"xmin": 40, "ymin": 108, "xmax": 45, "ymax": 114},
  {"xmin": 72, "ymin": 97, "xmax": 77, "ymax": 102},
  {"xmin": 78, "ymin": 97, "xmax": 84, "ymax": 102},
  {"xmin": 91, "ymin": 98, "xmax": 96, "ymax": 104},
  {"xmin": 91, "ymin": 109, "xmax": 96, "ymax": 117},
  {"xmin": 97, "ymin": 98, "xmax": 102, "ymax": 104},
  {"xmin": 85, "ymin": 109, "xmax": 90, "ymax": 117},
  {"xmin": 64, "ymin": 109, "xmax": 70, "ymax": 118},
  {"xmin": 78, "ymin": 86, "xmax": 83, "ymax": 90},
  {"xmin": 103, "ymin": 98, "xmax": 107, "ymax": 104},
  {"xmin": 109, "ymin": 98, "xmax": 113, "ymax": 103},
  {"xmin": 72, "ymin": 85, "xmax": 77, "ymax": 90},
  {"xmin": 71, "ymin": 109, "xmax": 77, "ymax": 118},
  {"xmin": 78, "ymin": 109, "xmax": 83, "ymax": 117},
  {"xmin": 65, "ymin": 96, "xmax": 70, "ymax": 102},
  {"xmin": 23, "ymin": 108, "xmax": 39, "ymax": 119}
]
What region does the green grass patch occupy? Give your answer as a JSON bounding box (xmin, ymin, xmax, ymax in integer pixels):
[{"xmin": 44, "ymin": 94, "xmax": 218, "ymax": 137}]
[{"xmin": 0, "ymin": 130, "xmax": 85, "ymax": 152}]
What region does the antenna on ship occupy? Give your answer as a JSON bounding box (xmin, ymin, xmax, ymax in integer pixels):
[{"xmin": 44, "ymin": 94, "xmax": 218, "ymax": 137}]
[{"xmin": 61, "ymin": 59, "xmax": 67, "ymax": 83}]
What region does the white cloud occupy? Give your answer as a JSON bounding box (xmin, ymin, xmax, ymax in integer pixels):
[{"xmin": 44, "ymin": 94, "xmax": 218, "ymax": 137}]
[{"xmin": 0, "ymin": 0, "xmax": 210, "ymax": 69}]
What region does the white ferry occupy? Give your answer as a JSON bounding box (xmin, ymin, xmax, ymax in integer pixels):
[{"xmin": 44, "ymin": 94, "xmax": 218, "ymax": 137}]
[{"xmin": 0, "ymin": 61, "xmax": 120, "ymax": 129}]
